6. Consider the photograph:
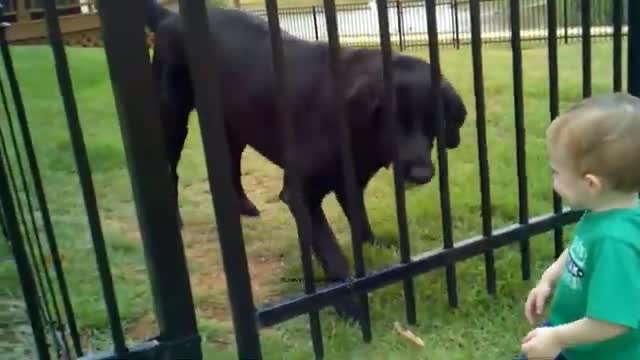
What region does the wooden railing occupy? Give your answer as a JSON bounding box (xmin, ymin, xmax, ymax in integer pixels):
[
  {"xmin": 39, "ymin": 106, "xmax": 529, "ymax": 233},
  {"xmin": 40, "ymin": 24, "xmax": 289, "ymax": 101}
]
[
  {"xmin": 1, "ymin": 0, "xmax": 183, "ymax": 45},
  {"xmin": 2, "ymin": 0, "xmax": 89, "ymax": 23}
]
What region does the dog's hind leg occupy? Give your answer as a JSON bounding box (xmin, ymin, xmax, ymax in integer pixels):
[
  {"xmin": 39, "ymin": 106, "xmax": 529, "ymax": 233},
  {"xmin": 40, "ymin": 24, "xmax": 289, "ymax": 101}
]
[
  {"xmin": 278, "ymin": 172, "xmax": 290, "ymax": 205},
  {"xmin": 228, "ymin": 136, "xmax": 260, "ymax": 217},
  {"xmin": 152, "ymin": 64, "xmax": 192, "ymax": 228},
  {"xmin": 159, "ymin": 103, "xmax": 190, "ymax": 228}
]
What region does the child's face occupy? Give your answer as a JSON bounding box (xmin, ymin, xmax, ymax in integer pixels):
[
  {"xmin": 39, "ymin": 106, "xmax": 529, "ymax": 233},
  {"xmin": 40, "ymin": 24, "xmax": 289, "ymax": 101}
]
[{"xmin": 549, "ymin": 144, "xmax": 596, "ymax": 209}]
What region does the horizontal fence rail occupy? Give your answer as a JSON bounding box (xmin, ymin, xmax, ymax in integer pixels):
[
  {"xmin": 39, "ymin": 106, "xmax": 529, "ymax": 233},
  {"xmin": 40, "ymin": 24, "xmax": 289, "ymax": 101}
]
[{"xmin": 255, "ymin": 210, "xmax": 582, "ymax": 327}]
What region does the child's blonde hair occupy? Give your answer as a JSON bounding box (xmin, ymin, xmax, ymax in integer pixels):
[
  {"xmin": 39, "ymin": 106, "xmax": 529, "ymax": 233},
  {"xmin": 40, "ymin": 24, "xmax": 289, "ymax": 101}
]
[{"xmin": 547, "ymin": 92, "xmax": 640, "ymax": 192}]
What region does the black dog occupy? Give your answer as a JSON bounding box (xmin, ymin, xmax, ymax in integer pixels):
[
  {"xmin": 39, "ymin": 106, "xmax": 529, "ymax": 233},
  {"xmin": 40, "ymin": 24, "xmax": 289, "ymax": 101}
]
[{"xmin": 144, "ymin": 1, "xmax": 467, "ymax": 319}]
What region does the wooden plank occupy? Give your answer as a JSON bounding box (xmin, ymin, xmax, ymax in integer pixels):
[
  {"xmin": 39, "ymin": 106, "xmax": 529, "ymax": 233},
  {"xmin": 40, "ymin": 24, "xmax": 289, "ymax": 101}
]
[
  {"xmin": 6, "ymin": 13, "xmax": 100, "ymax": 42},
  {"xmin": 16, "ymin": 0, "xmax": 29, "ymax": 22},
  {"xmin": 6, "ymin": 0, "xmax": 223, "ymax": 44}
]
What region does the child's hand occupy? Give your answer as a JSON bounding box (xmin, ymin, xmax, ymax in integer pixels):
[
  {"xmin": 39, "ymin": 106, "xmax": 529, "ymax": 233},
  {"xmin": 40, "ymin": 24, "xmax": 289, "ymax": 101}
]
[
  {"xmin": 521, "ymin": 326, "xmax": 563, "ymax": 359},
  {"xmin": 524, "ymin": 281, "xmax": 553, "ymax": 325}
]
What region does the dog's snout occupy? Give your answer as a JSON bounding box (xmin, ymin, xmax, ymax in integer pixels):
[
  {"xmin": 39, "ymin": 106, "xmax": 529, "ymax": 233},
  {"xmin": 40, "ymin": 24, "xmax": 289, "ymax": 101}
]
[
  {"xmin": 406, "ymin": 162, "xmax": 434, "ymax": 184},
  {"xmin": 410, "ymin": 166, "xmax": 433, "ymax": 182}
]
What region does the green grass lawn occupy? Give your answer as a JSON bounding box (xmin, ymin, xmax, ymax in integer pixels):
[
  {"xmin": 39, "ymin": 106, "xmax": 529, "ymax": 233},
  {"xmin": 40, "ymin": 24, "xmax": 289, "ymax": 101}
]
[{"xmin": 0, "ymin": 38, "xmax": 626, "ymax": 359}]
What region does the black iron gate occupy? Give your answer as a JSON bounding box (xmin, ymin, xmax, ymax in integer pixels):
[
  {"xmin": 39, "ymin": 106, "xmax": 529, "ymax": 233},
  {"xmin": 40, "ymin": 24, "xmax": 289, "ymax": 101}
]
[{"xmin": 1, "ymin": 0, "xmax": 639, "ymax": 359}]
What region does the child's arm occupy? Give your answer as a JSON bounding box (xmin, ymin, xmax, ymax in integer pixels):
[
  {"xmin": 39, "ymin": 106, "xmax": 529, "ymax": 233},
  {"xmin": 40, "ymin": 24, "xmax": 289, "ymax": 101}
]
[
  {"xmin": 538, "ymin": 248, "xmax": 569, "ymax": 287},
  {"xmin": 524, "ymin": 248, "xmax": 569, "ymax": 324},
  {"xmin": 521, "ymin": 317, "xmax": 629, "ymax": 357},
  {"xmin": 552, "ymin": 317, "xmax": 629, "ymax": 348}
]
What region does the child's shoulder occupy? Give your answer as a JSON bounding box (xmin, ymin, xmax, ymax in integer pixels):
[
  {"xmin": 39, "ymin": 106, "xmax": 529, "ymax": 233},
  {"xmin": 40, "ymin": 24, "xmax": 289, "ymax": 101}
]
[{"xmin": 577, "ymin": 205, "xmax": 640, "ymax": 246}]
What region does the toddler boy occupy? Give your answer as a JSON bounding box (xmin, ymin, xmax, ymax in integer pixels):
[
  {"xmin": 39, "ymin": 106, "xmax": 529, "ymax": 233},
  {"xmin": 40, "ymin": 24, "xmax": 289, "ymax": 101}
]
[{"xmin": 520, "ymin": 92, "xmax": 640, "ymax": 360}]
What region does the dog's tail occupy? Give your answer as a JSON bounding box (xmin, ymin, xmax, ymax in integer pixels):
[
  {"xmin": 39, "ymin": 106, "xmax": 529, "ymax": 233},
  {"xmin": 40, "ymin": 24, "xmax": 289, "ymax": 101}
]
[{"xmin": 145, "ymin": 0, "xmax": 176, "ymax": 33}]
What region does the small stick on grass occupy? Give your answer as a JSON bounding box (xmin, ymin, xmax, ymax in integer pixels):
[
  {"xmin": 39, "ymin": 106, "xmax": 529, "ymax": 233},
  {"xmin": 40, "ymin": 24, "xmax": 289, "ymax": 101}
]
[{"xmin": 394, "ymin": 321, "xmax": 425, "ymax": 348}]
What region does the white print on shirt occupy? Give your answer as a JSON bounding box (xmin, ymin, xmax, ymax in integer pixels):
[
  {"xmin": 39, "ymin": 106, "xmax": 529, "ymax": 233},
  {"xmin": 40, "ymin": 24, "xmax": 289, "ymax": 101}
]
[{"xmin": 563, "ymin": 236, "xmax": 588, "ymax": 290}]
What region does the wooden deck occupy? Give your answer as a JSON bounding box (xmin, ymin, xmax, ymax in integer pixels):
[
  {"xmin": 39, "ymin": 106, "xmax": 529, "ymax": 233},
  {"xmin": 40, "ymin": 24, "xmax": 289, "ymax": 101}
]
[
  {"xmin": 4, "ymin": 0, "xmax": 178, "ymax": 47},
  {"xmin": 6, "ymin": 12, "xmax": 104, "ymax": 46}
]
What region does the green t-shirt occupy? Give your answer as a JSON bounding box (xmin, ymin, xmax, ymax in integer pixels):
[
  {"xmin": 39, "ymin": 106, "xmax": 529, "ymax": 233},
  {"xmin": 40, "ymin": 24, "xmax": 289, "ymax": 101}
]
[{"xmin": 549, "ymin": 203, "xmax": 640, "ymax": 360}]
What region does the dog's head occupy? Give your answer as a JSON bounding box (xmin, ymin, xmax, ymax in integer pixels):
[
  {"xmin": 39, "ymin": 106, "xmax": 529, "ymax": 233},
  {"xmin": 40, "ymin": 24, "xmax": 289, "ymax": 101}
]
[{"xmin": 346, "ymin": 54, "xmax": 467, "ymax": 185}]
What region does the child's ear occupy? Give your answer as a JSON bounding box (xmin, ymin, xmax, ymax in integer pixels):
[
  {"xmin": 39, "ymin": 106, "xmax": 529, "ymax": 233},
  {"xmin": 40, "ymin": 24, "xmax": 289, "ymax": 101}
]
[{"xmin": 584, "ymin": 173, "xmax": 604, "ymax": 193}]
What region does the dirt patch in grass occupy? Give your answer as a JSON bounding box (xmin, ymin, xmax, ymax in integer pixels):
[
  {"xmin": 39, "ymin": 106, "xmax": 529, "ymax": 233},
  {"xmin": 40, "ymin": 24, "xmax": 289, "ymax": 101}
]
[
  {"xmin": 126, "ymin": 312, "xmax": 157, "ymax": 342},
  {"xmin": 123, "ymin": 244, "xmax": 284, "ymax": 341},
  {"xmin": 116, "ymin": 150, "xmax": 294, "ymax": 340},
  {"xmin": 188, "ymin": 249, "xmax": 284, "ymax": 322}
]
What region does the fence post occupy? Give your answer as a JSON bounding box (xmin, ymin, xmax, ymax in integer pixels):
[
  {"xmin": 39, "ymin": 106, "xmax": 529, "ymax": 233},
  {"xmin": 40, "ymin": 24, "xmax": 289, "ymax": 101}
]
[
  {"xmin": 613, "ymin": 0, "xmax": 623, "ymax": 92},
  {"xmin": 629, "ymin": 0, "xmax": 640, "ymax": 96},
  {"xmin": 312, "ymin": 5, "xmax": 320, "ymax": 41},
  {"xmin": 176, "ymin": 0, "xmax": 263, "ymax": 359},
  {"xmin": 453, "ymin": 0, "xmax": 460, "ymax": 49},
  {"xmin": 448, "ymin": 1, "xmax": 454, "ymax": 47},
  {"xmin": 563, "ymin": 0, "xmax": 568, "ymax": 43},
  {"xmin": 396, "ymin": 0, "xmax": 404, "ymax": 51},
  {"xmin": 96, "ymin": 0, "xmax": 202, "ymax": 358}
]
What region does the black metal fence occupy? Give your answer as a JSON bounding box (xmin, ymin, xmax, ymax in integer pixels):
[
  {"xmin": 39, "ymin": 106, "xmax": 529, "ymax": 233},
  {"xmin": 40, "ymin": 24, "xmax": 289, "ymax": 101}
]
[
  {"xmin": 0, "ymin": 0, "xmax": 639, "ymax": 359},
  {"xmin": 247, "ymin": 0, "xmax": 629, "ymax": 49}
]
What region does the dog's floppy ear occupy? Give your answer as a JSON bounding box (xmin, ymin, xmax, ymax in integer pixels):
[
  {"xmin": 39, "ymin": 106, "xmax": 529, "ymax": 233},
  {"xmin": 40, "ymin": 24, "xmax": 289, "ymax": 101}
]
[
  {"xmin": 345, "ymin": 73, "xmax": 384, "ymax": 128},
  {"xmin": 441, "ymin": 80, "xmax": 466, "ymax": 149}
]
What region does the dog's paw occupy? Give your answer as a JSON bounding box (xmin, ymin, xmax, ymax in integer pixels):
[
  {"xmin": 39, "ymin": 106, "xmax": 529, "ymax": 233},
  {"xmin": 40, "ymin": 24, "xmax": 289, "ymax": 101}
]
[{"xmin": 239, "ymin": 198, "xmax": 261, "ymax": 217}]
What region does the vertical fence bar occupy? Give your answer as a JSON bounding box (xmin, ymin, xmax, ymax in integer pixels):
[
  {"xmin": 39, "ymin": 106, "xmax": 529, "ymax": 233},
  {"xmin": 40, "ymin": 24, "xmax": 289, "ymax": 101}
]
[
  {"xmin": 538, "ymin": 0, "xmax": 543, "ymax": 37},
  {"xmin": 509, "ymin": 0, "xmax": 530, "ymax": 281},
  {"xmin": 469, "ymin": 0, "xmax": 495, "ymax": 296},
  {"xmin": 426, "ymin": 0, "xmax": 458, "ymax": 307},
  {"xmin": 264, "ymin": 0, "xmax": 324, "ymax": 355},
  {"xmin": 376, "ymin": 0, "xmax": 417, "ymax": 326},
  {"xmin": 453, "ymin": 0, "xmax": 460, "ymax": 49},
  {"xmin": 630, "ymin": 0, "xmax": 640, "ymax": 96},
  {"xmin": 312, "ymin": 6, "xmax": 320, "ymax": 41},
  {"xmin": 0, "ymin": 94, "xmax": 60, "ymax": 356},
  {"xmin": 176, "ymin": 1, "xmax": 262, "ymax": 359},
  {"xmin": 563, "ymin": 0, "xmax": 568, "ymax": 44},
  {"xmin": 396, "ymin": 0, "xmax": 404, "ymax": 51},
  {"xmin": 502, "ymin": 0, "xmax": 508, "ymax": 43},
  {"xmin": 40, "ymin": 0, "xmax": 127, "ymax": 354},
  {"xmin": 0, "ymin": 204, "xmax": 6, "ymax": 239},
  {"xmin": 0, "ymin": 65, "xmax": 71, "ymax": 357},
  {"xmin": 581, "ymin": 0, "xmax": 591, "ymax": 98},
  {"xmin": 97, "ymin": 2, "xmax": 202, "ymax": 358},
  {"xmin": 447, "ymin": 1, "xmax": 454, "ymax": 47},
  {"xmin": 0, "ymin": 65, "xmax": 69, "ymax": 354},
  {"xmin": 547, "ymin": 0, "xmax": 563, "ymax": 257},
  {"xmin": 0, "ymin": 13, "xmax": 82, "ymax": 357},
  {"xmin": 0, "ymin": 135, "xmax": 50, "ymax": 360},
  {"xmin": 530, "ymin": 0, "xmax": 535, "ymax": 36},
  {"xmin": 419, "ymin": 4, "xmax": 425, "ymax": 49},
  {"xmin": 0, "ymin": 135, "xmax": 64, "ymax": 354},
  {"xmin": 613, "ymin": 0, "xmax": 623, "ymax": 92},
  {"xmin": 323, "ymin": 0, "xmax": 372, "ymax": 342}
]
